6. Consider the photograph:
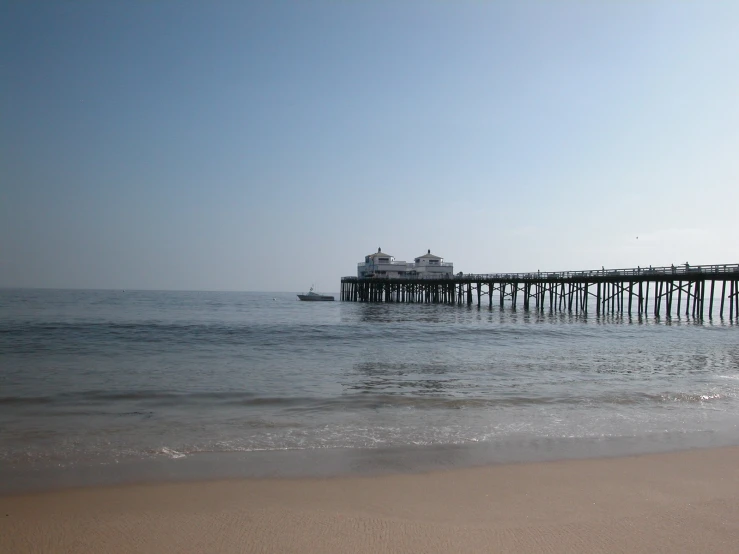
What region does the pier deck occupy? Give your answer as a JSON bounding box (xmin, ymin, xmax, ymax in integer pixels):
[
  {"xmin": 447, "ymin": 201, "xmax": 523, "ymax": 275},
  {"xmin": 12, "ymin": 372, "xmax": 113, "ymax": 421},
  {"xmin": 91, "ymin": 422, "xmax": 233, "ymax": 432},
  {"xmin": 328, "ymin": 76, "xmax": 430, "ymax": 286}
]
[{"xmin": 340, "ymin": 263, "xmax": 739, "ymax": 320}]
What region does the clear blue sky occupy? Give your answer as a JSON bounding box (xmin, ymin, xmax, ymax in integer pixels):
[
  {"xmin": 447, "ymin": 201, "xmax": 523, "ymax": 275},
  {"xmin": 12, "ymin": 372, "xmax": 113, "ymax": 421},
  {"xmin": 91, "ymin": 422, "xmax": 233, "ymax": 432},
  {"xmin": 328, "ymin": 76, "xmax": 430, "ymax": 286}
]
[{"xmin": 2, "ymin": 1, "xmax": 737, "ymax": 291}]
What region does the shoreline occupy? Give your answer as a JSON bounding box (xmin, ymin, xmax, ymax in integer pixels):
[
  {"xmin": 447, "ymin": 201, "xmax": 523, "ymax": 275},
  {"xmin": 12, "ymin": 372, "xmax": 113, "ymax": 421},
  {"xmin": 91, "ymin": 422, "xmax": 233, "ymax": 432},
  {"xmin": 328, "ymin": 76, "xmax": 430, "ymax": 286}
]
[
  {"xmin": 4, "ymin": 429, "xmax": 739, "ymax": 496},
  {"xmin": 3, "ymin": 446, "xmax": 739, "ymax": 553}
]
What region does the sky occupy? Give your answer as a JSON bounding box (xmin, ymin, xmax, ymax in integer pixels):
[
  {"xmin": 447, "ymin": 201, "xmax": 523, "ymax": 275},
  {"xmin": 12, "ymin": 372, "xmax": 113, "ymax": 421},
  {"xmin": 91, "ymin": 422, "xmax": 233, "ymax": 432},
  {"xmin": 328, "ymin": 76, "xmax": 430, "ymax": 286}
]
[{"xmin": 2, "ymin": 0, "xmax": 737, "ymax": 292}]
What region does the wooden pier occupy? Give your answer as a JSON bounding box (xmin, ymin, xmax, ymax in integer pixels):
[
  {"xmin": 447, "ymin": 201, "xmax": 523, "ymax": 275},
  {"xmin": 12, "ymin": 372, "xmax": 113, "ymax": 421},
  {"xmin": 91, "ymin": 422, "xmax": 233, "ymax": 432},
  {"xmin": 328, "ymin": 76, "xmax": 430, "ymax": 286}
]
[{"xmin": 340, "ymin": 263, "xmax": 739, "ymax": 320}]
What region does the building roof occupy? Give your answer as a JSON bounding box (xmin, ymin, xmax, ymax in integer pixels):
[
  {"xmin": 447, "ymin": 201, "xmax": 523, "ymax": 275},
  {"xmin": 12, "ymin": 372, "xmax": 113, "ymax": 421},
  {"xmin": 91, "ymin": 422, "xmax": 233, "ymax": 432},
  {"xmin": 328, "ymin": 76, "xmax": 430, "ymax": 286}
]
[
  {"xmin": 415, "ymin": 249, "xmax": 442, "ymax": 260},
  {"xmin": 367, "ymin": 247, "xmax": 393, "ymax": 259}
]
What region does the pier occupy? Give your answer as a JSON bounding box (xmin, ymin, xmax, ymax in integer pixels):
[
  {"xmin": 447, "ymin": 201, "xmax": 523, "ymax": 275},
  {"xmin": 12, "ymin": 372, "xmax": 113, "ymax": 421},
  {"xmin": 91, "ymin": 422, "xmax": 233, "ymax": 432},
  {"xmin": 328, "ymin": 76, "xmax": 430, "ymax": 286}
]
[{"xmin": 340, "ymin": 263, "xmax": 739, "ymax": 320}]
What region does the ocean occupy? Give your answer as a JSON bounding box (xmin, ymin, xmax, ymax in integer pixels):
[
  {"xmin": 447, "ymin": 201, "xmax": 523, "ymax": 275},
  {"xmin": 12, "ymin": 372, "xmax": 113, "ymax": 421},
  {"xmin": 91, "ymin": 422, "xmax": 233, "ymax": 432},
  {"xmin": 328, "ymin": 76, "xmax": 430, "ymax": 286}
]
[{"xmin": 1, "ymin": 288, "xmax": 738, "ymax": 491}]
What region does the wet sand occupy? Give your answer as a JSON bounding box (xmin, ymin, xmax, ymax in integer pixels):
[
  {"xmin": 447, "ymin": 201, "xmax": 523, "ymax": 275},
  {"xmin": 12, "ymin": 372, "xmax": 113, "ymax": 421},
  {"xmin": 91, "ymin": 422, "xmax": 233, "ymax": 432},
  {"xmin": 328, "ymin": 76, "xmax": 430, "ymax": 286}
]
[{"xmin": 2, "ymin": 446, "xmax": 739, "ymax": 553}]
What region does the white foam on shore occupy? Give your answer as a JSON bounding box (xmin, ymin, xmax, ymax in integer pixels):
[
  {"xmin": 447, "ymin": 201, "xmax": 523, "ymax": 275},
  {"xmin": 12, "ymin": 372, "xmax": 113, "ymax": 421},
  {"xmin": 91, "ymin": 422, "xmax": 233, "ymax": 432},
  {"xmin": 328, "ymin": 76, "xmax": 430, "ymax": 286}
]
[{"xmin": 158, "ymin": 447, "xmax": 186, "ymax": 459}]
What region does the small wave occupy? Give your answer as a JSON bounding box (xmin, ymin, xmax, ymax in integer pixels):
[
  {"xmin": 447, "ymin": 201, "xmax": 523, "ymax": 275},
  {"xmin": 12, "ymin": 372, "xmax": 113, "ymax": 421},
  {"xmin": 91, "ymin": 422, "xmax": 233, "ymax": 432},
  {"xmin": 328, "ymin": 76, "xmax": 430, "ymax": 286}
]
[
  {"xmin": 157, "ymin": 447, "xmax": 186, "ymax": 459},
  {"xmin": 117, "ymin": 411, "xmax": 155, "ymax": 418},
  {"xmin": 0, "ymin": 396, "xmax": 54, "ymax": 406},
  {"xmin": 648, "ymin": 392, "xmax": 724, "ymax": 403},
  {"xmin": 0, "ymin": 389, "xmax": 260, "ymax": 407},
  {"xmin": 2, "ymin": 388, "xmax": 730, "ymax": 416},
  {"xmin": 0, "ymin": 319, "xmax": 567, "ymax": 350}
]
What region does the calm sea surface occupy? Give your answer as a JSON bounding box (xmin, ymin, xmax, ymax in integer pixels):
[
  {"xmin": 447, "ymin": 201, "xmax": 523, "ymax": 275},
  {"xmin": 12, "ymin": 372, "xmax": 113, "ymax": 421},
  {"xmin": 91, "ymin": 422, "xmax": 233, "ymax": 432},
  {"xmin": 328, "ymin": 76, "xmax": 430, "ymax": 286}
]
[{"xmin": 1, "ymin": 289, "xmax": 739, "ymax": 489}]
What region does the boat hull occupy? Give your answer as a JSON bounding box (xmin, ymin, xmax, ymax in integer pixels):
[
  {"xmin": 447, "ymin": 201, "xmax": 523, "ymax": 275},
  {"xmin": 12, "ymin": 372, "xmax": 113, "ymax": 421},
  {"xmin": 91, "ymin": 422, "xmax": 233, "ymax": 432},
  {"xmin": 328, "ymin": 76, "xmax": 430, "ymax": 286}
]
[{"xmin": 297, "ymin": 294, "xmax": 334, "ymax": 301}]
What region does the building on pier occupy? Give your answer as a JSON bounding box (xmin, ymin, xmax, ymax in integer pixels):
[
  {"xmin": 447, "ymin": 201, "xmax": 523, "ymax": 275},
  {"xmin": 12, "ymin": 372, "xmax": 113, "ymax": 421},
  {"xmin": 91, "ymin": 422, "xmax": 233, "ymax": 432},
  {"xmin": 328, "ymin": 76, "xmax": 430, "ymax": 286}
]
[
  {"xmin": 357, "ymin": 248, "xmax": 453, "ymax": 279},
  {"xmin": 357, "ymin": 248, "xmax": 409, "ymax": 278},
  {"xmin": 412, "ymin": 249, "xmax": 454, "ymax": 278}
]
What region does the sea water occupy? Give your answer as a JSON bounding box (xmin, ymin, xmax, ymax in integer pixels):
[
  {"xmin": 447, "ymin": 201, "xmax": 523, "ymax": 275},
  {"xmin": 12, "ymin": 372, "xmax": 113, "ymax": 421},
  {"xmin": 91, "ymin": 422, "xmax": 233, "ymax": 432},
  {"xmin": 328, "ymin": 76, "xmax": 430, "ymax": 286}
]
[{"xmin": 1, "ymin": 289, "xmax": 738, "ymax": 490}]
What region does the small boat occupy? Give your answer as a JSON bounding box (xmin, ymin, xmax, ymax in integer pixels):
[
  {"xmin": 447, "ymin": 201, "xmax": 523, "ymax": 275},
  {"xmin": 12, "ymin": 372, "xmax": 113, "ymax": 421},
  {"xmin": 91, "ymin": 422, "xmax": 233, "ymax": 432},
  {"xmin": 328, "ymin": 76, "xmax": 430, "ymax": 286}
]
[{"xmin": 297, "ymin": 286, "xmax": 334, "ymax": 301}]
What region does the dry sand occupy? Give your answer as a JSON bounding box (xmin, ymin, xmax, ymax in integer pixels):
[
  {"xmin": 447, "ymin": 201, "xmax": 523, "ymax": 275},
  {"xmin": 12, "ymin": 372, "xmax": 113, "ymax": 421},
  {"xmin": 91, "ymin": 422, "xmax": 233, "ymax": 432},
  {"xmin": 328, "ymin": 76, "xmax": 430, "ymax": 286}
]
[{"xmin": 2, "ymin": 446, "xmax": 739, "ymax": 553}]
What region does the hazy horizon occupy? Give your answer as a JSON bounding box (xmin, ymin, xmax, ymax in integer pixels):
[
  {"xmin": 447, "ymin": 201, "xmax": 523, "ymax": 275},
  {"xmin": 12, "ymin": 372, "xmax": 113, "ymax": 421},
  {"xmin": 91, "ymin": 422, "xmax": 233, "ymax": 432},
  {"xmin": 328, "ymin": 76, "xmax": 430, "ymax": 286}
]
[{"xmin": 3, "ymin": 1, "xmax": 737, "ymax": 292}]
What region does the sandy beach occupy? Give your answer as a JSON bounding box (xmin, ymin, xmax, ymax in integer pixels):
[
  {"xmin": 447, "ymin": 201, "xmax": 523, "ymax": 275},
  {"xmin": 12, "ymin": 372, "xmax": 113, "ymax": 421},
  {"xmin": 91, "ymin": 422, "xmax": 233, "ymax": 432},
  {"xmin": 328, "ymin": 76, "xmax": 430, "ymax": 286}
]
[{"xmin": 2, "ymin": 447, "xmax": 739, "ymax": 553}]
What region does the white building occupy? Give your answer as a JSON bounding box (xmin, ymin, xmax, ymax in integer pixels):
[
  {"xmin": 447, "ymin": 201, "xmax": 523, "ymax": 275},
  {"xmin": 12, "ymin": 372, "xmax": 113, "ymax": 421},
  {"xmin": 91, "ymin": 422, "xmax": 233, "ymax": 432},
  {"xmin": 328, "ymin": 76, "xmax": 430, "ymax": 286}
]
[
  {"xmin": 411, "ymin": 249, "xmax": 454, "ymax": 278},
  {"xmin": 357, "ymin": 248, "xmax": 454, "ymax": 278},
  {"xmin": 357, "ymin": 248, "xmax": 410, "ymax": 278}
]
